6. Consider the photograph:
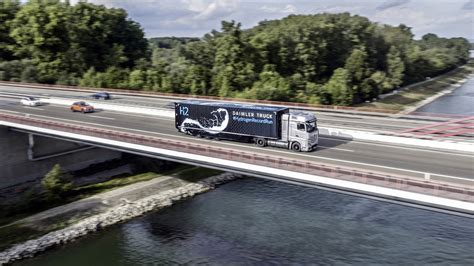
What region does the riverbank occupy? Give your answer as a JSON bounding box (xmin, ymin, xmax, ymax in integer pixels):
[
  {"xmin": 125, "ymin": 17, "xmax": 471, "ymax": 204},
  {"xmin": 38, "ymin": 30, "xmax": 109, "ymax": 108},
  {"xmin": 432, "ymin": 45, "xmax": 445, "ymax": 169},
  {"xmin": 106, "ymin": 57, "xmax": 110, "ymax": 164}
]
[
  {"xmin": 0, "ymin": 155, "xmax": 179, "ymax": 227},
  {"xmin": 402, "ymin": 73, "xmax": 474, "ymax": 115},
  {"xmin": 357, "ymin": 61, "xmax": 474, "ymax": 112},
  {"xmin": 0, "ymin": 169, "xmax": 241, "ymax": 265}
]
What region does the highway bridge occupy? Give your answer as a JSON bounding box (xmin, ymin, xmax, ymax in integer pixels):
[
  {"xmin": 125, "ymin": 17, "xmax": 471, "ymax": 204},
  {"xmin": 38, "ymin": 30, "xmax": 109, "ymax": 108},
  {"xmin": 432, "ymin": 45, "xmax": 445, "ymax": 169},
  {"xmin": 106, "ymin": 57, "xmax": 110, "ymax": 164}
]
[{"xmin": 0, "ymin": 82, "xmax": 473, "ymax": 216}]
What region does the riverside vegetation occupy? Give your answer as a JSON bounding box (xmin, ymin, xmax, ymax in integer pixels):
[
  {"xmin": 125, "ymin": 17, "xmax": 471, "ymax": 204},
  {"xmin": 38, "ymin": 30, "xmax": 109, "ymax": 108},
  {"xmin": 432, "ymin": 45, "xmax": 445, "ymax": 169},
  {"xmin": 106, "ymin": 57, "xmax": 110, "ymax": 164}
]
[
  {"xmin": 0, "ymin": 0, "xmax": 471, "ymax": 106},
  {"xmin": 0, "ymin": 170, "xmax": 236, "ymax": 264},
  {"xmin": 0, "ymin": 155, "xmax": 180, "ymax": 227},
  {"xmin": 0, "ymin": 155, "xmax": 222, "ymax": 252}
]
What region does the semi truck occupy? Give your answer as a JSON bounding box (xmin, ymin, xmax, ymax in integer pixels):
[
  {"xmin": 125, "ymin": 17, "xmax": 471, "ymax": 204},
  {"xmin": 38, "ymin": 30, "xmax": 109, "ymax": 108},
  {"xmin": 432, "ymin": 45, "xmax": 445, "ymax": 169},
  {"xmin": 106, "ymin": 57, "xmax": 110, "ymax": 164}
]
[{"xmin": 175, "ymin": 101, "xmax": 318, "ymax": 152}]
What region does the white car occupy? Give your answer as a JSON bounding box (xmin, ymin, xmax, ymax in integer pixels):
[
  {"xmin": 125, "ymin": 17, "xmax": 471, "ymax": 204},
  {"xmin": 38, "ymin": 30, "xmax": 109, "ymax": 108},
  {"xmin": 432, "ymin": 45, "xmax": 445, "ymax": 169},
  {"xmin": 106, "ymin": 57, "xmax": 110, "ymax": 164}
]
[{"xmin": 20, "ymin": 97, "xmax": 42, "ymax": 106}]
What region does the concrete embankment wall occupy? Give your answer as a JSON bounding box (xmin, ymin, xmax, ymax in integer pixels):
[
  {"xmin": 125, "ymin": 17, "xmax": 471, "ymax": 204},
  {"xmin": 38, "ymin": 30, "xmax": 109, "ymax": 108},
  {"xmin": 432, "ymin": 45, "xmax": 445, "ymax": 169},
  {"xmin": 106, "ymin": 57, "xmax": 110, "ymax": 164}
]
[{"xmin": 0, "ymin": 125, "xmax": 121, "ymax": 189}]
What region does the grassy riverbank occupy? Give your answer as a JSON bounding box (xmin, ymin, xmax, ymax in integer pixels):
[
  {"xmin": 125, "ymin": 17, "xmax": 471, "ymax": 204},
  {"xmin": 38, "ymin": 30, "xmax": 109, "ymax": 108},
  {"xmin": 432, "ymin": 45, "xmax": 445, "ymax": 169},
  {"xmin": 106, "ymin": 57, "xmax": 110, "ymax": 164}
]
[
  {"xmin": 0, "ymin": 167, "xmax": 222, "ymax": 251},
  {"xmin": 356, "ymin": 61, "xmax": 474, "ymax": 112}
]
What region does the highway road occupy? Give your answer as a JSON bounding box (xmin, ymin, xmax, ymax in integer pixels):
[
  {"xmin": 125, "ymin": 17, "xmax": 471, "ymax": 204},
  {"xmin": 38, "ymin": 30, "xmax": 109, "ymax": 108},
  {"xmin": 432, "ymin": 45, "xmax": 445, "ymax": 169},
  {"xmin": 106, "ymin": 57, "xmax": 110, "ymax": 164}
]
[
  {"xmin": 1, "ymin": 84, "xmax": 469, "ymax": 137},
  {"xmin": 0, "ymin": 95, "xmax": 472, "ymax": 182}
]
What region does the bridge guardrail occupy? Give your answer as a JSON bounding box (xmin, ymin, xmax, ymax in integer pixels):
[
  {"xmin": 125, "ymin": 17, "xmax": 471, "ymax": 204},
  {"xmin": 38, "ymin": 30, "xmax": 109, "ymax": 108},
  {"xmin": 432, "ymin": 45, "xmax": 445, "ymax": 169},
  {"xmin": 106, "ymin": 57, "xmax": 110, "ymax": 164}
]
[{"xmin": 0, "ymin": 112, "xmax": 472, "ymax": 203}]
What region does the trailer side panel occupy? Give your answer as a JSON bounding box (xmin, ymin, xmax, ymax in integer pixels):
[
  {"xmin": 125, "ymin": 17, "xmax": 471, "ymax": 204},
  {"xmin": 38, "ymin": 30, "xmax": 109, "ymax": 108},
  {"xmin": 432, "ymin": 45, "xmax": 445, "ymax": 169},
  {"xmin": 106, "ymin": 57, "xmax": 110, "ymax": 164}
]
[{"xmin": 175, "ymin": 101, "xmax": 287, "ymax": 139}]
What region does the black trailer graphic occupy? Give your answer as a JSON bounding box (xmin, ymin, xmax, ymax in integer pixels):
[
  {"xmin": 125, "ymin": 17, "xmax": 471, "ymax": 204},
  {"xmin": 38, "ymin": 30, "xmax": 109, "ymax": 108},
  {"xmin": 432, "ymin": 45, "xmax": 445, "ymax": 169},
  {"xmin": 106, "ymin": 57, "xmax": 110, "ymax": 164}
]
[{"xmin": 175, "ymin": 101, "xmax": 288, "ymax": 140}]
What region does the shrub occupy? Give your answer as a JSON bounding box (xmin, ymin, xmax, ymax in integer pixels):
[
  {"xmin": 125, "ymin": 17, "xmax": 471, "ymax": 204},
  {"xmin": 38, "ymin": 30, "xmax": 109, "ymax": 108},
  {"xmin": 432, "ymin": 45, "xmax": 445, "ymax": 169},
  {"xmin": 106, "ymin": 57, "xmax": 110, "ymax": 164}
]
[{"xmin": 41, "ymin": 164, "xmax": 73, "ymax": 201}]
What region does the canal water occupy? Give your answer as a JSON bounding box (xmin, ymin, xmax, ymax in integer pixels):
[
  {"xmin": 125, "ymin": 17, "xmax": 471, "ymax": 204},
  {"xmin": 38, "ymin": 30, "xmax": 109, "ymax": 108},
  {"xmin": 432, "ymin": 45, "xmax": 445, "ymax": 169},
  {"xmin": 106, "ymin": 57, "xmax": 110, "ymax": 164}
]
[
  {"xmin": 17, "ymin": 75, "xmax": 474, "ymax": 265},
  {"xmin": 415, "ymin": 77, "xmax": 474, "ymax": 115},
  {"xmin": 18, "ymin": 178, "xmax": 474, "ymax": 265}
]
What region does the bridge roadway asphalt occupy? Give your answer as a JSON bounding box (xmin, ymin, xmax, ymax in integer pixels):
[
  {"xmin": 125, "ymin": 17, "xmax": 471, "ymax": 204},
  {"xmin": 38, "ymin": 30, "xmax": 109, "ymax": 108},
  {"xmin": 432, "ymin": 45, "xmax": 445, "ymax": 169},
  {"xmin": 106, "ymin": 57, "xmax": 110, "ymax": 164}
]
[
  {"xmin": 0, "ymin": 84, "xmax": 466, "ymax": 136},
  {"xmin": 0, "ymin": 96, "xmax": 473, "ymax": 181}
]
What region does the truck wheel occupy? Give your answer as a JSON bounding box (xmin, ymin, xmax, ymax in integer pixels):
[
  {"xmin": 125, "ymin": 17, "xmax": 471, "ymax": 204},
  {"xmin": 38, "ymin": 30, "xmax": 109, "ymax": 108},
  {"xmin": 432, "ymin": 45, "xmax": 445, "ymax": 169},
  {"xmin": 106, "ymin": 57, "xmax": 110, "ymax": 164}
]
[
  {"xmin": 291, "ymin": 142, "xmax": 301, "ymax": 152},
  {"xmin": 255, "ymin": 138, "xmax": 267, "ymax": 147}
]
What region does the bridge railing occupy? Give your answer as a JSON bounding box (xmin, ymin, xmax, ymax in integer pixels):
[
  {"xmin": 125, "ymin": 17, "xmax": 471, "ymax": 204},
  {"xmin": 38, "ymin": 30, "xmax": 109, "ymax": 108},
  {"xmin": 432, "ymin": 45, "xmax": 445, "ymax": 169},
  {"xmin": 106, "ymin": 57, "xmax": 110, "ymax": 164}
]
[{"xmin": 0, "ymin": 112, "xmax": 472, "ymax": 203}]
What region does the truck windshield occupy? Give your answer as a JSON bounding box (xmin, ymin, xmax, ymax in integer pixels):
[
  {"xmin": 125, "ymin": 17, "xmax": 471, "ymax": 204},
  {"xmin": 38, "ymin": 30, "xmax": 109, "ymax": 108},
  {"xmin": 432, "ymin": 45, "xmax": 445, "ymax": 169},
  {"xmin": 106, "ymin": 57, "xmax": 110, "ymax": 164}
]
[{"xmin": 306, "ymin": 121, "xmax": 317, "ymax": 133}]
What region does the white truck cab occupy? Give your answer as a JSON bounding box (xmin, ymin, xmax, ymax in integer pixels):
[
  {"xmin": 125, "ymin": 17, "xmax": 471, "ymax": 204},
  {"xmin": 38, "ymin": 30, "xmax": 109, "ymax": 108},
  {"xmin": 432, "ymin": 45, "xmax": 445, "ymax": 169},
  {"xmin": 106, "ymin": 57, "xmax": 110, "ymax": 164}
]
[{"xmin": 281, "ymin": 111, "xmax": 318, "ymax": 152}]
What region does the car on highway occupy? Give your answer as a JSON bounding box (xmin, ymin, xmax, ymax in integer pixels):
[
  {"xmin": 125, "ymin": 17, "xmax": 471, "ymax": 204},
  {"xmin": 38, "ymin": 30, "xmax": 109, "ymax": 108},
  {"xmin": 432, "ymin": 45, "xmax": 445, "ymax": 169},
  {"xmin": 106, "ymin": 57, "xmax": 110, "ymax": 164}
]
[
  {"xmin": 70, "ymin": 101, "xmax": 94, "ymax": 113},
  {"xmin": 90, "ymin": 92, "xmax": 111, "ymax": 100},
  {"xmin": 20, "ymin": 97, "xmax": 42, "ymax": 106}
]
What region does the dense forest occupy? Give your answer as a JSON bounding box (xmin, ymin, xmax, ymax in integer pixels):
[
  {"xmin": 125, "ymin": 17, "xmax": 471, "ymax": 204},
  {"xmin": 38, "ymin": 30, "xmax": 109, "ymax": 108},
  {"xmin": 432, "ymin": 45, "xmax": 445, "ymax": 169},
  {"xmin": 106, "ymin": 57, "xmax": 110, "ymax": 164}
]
[{"xmin": 0, "ymin": 0, "xmax": 470, "ymax": 105}]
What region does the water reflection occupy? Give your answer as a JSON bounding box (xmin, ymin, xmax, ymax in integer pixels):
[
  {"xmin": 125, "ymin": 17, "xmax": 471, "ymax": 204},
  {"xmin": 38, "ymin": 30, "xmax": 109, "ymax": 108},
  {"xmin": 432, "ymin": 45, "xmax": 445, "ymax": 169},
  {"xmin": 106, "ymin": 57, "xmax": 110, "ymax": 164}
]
[
  {"xmin": 18, "ymin": 178, "xmax": 474, "ymax": 265},
  {"xmin": 416, "ymin": 77, "xmax": 474, "ymax": 115}
]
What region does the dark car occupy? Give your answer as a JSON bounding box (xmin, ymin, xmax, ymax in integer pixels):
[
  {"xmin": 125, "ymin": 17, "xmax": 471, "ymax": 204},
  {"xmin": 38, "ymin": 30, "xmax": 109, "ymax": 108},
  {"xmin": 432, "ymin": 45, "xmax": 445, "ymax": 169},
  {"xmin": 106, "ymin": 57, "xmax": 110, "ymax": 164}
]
[
  {"xmin": 91, "ymin": 92, "xmax": 111, "ymax": 100},
  {"xmin": 70, "ymin": 101, "xmax": 94, "ymax": 113}
]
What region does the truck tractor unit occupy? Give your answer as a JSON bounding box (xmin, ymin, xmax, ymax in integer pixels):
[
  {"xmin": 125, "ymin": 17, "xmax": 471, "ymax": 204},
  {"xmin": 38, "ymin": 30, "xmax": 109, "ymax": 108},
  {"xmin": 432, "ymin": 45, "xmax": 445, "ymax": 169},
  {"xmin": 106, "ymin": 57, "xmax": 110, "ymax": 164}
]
[{"xmin": 175, "ymin": 101, "xmax": 319, "ymax": 152}]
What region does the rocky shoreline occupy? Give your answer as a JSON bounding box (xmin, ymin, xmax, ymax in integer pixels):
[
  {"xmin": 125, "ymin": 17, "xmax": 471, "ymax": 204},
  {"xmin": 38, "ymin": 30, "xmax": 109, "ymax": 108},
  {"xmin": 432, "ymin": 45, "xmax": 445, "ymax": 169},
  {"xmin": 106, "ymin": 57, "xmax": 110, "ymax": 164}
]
[{"xmin": 0, "ymin": 172, "xmax": 241, "ymax": 265}]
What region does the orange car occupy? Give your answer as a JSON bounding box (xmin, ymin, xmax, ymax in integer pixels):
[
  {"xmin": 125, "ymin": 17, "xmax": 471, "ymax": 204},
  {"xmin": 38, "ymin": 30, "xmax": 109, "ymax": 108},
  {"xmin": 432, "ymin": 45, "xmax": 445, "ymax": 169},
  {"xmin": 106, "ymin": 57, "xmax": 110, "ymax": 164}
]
[{"xmin": 70, "ymin": 101, "xmax": 94, "ymax": 113}]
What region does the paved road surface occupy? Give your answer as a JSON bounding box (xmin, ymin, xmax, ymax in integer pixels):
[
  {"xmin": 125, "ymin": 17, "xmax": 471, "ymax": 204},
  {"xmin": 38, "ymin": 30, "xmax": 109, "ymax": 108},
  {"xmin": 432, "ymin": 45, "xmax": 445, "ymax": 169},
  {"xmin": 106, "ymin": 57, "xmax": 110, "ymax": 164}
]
[{"xmin": 1, "ymin": 96, "xmax": 472, "ymax": 181}]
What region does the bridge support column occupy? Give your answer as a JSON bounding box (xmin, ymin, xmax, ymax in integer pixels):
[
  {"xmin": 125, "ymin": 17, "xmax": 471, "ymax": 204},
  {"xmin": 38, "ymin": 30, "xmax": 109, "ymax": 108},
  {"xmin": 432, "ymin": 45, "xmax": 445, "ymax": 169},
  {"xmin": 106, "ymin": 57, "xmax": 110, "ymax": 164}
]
[
  {"xmin": 26, "ymin": 133, "xmax": 95, "ymax": 161},
  {"xmin": 27, "ymin": 133, "xmax": 34, "ymax": 161},
  {"xmin": 0, "ymin": 125, "xmax": 122, "ymax": 189}
]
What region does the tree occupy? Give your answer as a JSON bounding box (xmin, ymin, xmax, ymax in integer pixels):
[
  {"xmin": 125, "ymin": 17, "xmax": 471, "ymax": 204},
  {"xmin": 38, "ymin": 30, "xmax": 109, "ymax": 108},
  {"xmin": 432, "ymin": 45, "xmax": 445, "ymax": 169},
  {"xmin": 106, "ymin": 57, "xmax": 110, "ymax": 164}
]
[
  {"xmin": 236, "ymin": 64, "xmax": 291, "ymax": 101},
  {"xmin": 345, "ymin": 48, "xmax": 370, "ymax": 82},
  {"xmin": 8, "ymin": 1, "xmax": 148, "ymax": 83},
  {"xmin": 0, "ymin": 0, "xmax": 20, "ymax": 61},
  {"xmin": 323, "ymin": 68, "xmax": 352, "ymax": 105},
  {"xmin": 184, "ymin": 65, "xmax": 208, "ymax": 95},
  {"xmin": 9, "ymin": 0, "xmax": 70, "ymax": 83},
  {"xmin": 344, "ymin": 48, "xmax": 372, "ymax": 102},
  {"xmin": 68, "ymin": 2, "xmax": 148, "ymax": 71},
  {"xmin": 212, "ymin": 20, "xmax": 255, "ymax": 97},
  {"xmin": 2, "ymin": 8, "xmax": 470, "ymax": 106},
  {"xmin": 128, "ymin": 69, "xmax": 146, "ymax": 90},
  {"xmin": 41, "ymin": 164, "xmax": 72, "ymax": 201},
  {"xmin": 386, "ymin": 46, "xmax": 405, "ymax": 88},
  {"xmin": 367, "ymin": 71, "xmax": 390, "ymax": 96},
  {"xmin": 20, "ymin": 64, "xmax": 38, "ymax": 83}
]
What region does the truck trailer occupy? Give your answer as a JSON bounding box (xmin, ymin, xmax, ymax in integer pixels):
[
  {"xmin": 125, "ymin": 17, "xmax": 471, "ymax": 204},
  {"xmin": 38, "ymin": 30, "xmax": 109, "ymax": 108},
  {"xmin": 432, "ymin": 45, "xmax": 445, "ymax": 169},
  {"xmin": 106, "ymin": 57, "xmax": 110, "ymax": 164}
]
[{"xmin": 175, "ymin": 101, "xmax": 319, "ymax": 152}]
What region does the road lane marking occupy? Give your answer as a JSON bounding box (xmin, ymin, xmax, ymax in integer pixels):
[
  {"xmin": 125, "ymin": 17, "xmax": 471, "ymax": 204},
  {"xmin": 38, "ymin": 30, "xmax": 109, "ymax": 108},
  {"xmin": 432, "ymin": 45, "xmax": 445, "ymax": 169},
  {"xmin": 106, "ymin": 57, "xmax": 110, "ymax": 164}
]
[
  {"xmin": 0, "ymin": 107, "xmax": 471, "ymax": 179},
  {"xmin": 317, "ymin": 146, "xmax": 354, "ymax": 152},
  {"xmin": 89, "ymin": 115, "xmax": 115, "ymax": 120},
  {"xmin": 189, "ymin": 137, "xmax": 471, "ymax": 179},
  {"xmin": 319, "ymin": 136, "xmax": 474, "ymax": 157},
  {"xmin": 0, "ymin": 109, "xmax": 21, "ymax": 114},
  {"xmin": 23, "ymin": 107, "xmax": 45, "ymax": 110},
  {"xmin": 108, "ymin": 112, "xmax": 174, "ymax": 121},
  {"xmin": 317, "ymin": 118, "xmax": 414, "ymax": 129},
  {"xmin": 32, "ymin": 103, "xmax": 176, "ymax": 121}
]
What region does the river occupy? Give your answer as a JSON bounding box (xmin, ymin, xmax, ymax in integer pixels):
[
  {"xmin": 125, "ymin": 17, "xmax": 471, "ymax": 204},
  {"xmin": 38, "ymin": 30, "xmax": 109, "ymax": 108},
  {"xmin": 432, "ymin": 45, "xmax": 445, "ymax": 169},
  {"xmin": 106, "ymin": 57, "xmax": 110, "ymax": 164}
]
[
  {"xmin": 18, "ymin": 178, "xmax": 474, "ymax": 265},
  {"xmin": 17, "ymin": 76, "xmax": 474, "ymax": 265},
  {"xmin": 415, "ymin": 76, "xmax": 474, "ymax": 115}
]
